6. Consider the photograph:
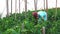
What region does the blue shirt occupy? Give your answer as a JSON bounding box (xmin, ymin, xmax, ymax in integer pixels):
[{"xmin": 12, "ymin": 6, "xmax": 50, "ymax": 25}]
[{"xmin": 37, "ymin": 11, "xmax": 47, "ymax": 21}]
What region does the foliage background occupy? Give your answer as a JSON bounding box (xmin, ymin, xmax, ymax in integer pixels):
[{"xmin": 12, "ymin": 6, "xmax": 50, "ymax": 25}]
[{"xmin": 0, "ymin": 8, "xmax": 60, "ymax": 34}]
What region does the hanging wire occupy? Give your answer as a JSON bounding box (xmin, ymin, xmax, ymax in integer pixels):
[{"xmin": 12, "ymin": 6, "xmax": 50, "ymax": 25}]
[{"xmin": 0, "ymin": 7, "xmax": 6, "ymax": 18}]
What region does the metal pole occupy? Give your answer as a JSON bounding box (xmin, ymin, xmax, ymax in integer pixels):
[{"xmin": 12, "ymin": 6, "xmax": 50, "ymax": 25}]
[
  {"xmin": 15, "ymin": 0, "xmax": 17, "ymax": 13},
  {"xmin": 46, "ymin": 0, "xmax": 48, "ymax": 12},
  {"xmin": 6, "ymin": 0, "xmax": 9, "ymax": 16},
  {"xmin": 42, "ymin": 27, "xmax": 45, "ymax": 34},
  {"xmin": 25, "ymin": 0, "xmax": 27, "ymax": 18},
  {"xmin": 25, "ymin": 0, "xmax": 27, "ymax": 12},
  {"xmin": 19, "ymin": 0, "xmax": 20, "ymax": 13},
  {"xmin": 11, "ymin": 0, "xmax": 12, "ymax": 14},
  {"xmin": 15, "ymin": 0, "xmax": 17, "ymax": 20},
  {"xmin": 34, "ymin": 0, "xmax": 37, "ymax": 12},
  {"xmin": 44, "ymin": 0, "xmax": 45, "ymax": 10},
  {"xmin": 55, "ymin": 0, "xmax": 57, "ymax": 20}
]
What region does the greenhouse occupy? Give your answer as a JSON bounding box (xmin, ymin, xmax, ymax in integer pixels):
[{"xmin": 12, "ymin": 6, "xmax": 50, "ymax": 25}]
[{"xmin": 0, "ymin": 0, "xmax": 60, "ymax": 34}]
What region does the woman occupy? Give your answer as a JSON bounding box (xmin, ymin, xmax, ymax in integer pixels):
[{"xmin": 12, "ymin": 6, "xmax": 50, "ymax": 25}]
[{"xmin": 32, "ymin": 11, "xmax": 47, "ymax": 24}]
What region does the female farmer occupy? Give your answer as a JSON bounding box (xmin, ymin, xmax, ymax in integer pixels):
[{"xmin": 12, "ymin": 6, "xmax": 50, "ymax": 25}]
[{"xmin": 32, "ymin": 11, "xmax": 47, "ymax": 24}]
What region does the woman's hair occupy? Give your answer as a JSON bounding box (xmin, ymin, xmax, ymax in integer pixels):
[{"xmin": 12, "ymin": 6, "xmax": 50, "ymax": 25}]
[{"xmin": 32, "ymin": 12, "xmax": 38, "ymax": 19}]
